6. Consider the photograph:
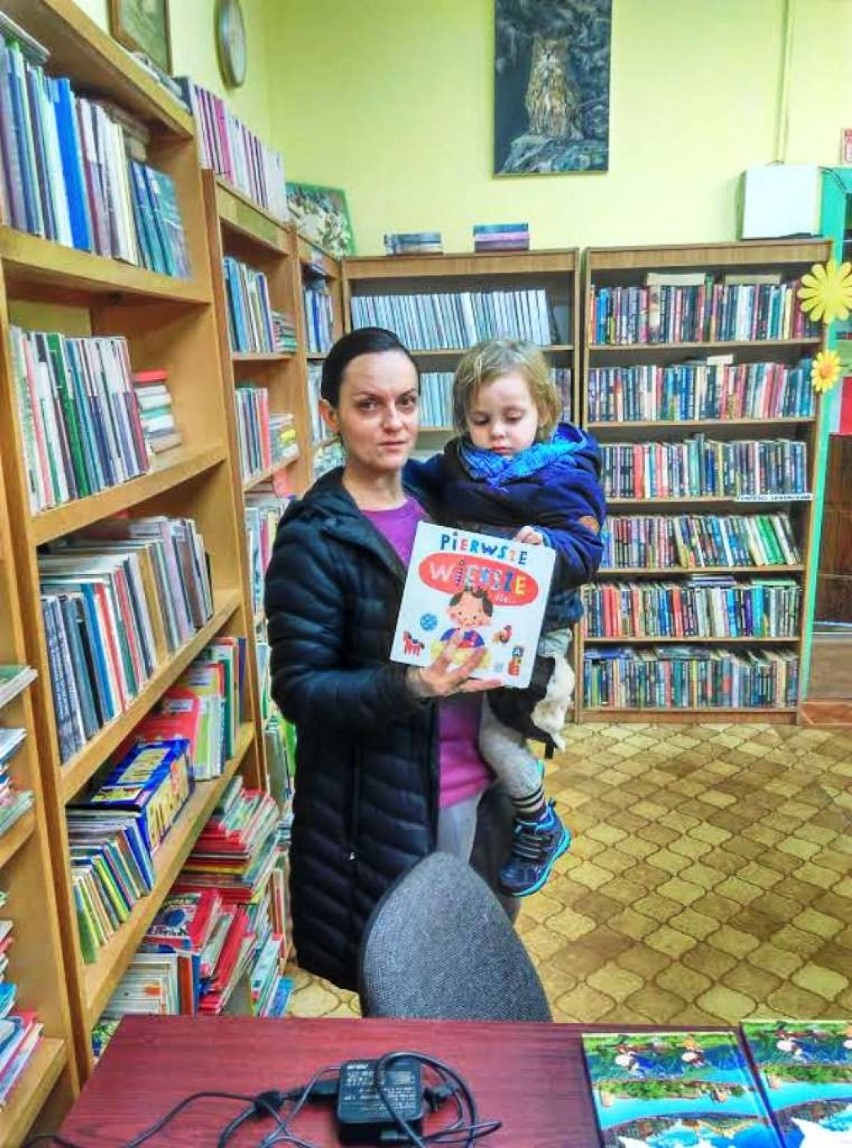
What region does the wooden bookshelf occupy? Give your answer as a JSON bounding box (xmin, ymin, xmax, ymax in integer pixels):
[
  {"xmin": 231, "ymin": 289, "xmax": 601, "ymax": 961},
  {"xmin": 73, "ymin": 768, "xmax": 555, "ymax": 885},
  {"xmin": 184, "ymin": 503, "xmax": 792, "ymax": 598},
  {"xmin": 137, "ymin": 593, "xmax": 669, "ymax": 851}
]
[
  {"xmin": 0, "ymin": 456, "xmax": 76, "ymax": 1146},
  {"xmin": 0, "ymin": 0, "xmax": 265, "ymax": 1099},
  {"xmin": 298, "ymin": 236, "xmax": 344, "ymax": 478},
  {"xmin": 580, "ymin": 239, "xmax": 831, "ymax": 722},
  {"xmin": 343, "ymin": 249, "xmax": 580, "ymax": 449}
]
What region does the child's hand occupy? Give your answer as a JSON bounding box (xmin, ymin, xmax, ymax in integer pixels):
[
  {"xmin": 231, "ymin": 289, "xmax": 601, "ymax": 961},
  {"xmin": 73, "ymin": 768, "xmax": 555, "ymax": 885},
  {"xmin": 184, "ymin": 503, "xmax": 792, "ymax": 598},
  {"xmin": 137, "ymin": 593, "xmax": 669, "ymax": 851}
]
[{"xmin": 515, "ymin": 525, "xmax": 545, "ymax": 545}]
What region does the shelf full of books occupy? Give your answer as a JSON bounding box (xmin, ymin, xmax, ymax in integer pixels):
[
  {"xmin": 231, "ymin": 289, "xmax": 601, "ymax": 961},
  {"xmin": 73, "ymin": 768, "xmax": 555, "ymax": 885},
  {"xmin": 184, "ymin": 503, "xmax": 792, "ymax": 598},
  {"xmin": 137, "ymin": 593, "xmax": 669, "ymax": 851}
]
[
  {"xmin": 0, "ymin": 0, "xmax": 270, "ymax": 1096},
  {"xmin": 580, "ymin": 240, "xmax": 831, "ymax": 721},
  {"xmin": 342, "ymin": 249, "xmax": 579, "ymax": 449}
]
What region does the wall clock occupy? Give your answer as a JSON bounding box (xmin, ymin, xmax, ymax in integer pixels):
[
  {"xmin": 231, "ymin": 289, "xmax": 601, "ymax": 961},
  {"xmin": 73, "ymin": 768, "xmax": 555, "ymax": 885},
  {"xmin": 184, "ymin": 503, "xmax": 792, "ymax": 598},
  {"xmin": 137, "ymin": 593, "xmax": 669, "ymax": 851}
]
[{"xmin": 216, "ymin": 0, "xmax": 247, "ymax": 88}]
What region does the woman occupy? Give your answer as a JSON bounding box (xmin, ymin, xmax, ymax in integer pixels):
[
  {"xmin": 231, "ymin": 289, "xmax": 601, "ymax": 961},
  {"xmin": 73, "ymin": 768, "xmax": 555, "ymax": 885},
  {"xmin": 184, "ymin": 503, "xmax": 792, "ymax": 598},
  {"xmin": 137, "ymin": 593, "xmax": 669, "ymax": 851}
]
[{"xmin": 264, "ymin": 327, "xmax": 508, "ymax": 991}]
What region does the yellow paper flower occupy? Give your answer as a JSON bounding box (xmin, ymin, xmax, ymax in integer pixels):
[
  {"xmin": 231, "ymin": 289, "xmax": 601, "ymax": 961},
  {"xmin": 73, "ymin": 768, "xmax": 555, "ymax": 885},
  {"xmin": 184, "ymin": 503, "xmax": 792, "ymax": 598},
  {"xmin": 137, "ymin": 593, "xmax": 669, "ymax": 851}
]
[
  {"xmin": 811, "ymin": 349, "xmax": 842, "ymax": 393},
  {"xmin": 798, "ymin": 259, "xmax": 852, "ymax": 324}
]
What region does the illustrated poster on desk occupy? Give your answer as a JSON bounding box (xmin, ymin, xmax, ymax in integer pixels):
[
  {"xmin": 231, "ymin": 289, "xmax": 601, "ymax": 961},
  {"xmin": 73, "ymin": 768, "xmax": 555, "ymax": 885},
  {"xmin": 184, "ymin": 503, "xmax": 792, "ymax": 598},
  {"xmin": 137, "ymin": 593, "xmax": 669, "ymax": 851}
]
[
  {"xmin": 581, "ymin": 1029, "xmax": 780, "ymax": 1147},
  {"xmin": 741, "ymin": 1019, "xmax": 852, "ymax": 1146},
  {"xmin": 390, "ymin": 523, "xmax": 555, "ymax": 689}
]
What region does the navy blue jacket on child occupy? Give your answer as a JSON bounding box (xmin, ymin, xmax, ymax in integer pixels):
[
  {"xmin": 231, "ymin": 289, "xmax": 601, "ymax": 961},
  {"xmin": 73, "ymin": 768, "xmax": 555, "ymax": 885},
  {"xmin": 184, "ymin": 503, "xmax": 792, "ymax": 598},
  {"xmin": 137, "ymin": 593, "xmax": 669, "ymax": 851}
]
[{"xmin": 405, "ymin": 423, "xmax": 606, "ymax": 745}]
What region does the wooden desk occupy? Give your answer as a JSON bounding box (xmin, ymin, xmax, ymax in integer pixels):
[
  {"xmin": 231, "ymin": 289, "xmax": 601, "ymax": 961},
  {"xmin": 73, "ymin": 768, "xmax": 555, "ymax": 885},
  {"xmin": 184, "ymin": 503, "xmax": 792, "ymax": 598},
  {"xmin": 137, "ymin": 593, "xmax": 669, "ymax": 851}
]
[{"xmin": 59, "ymin": 1015, "xmax": 596, "ymax": 1146}]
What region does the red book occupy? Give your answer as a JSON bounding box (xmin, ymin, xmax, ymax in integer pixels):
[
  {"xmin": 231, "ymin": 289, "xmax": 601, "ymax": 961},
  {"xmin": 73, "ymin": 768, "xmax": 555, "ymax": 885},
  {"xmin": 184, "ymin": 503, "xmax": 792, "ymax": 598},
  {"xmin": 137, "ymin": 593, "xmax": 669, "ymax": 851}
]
[{"xmin": 133, "ymin": 370, "xmax": 169, "ymax": 386}]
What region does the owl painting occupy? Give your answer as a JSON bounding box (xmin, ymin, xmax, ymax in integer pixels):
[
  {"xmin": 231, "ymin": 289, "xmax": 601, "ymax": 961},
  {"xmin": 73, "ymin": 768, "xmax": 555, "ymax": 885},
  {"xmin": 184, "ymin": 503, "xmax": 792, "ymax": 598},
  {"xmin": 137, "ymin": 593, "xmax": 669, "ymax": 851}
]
[
  {"xmin": 495, "ymin": 0, "xmax": 612, "ymax": 175},
  {"xmin": 525, "ymin": 36, "xmax": 578, "ymax": 142}
]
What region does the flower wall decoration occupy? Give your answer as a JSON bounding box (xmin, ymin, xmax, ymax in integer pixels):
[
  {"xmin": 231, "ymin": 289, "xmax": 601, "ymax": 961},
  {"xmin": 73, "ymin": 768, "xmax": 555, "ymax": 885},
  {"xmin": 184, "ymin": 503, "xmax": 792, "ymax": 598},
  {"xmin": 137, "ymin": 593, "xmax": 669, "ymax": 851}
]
[
  {"xmin": 811, "ymin": 349, "xmax": 842, "ymax": 393},
  {"xmin": 798, "ymin": 259, "xmax": 852, "ymax": 324}
]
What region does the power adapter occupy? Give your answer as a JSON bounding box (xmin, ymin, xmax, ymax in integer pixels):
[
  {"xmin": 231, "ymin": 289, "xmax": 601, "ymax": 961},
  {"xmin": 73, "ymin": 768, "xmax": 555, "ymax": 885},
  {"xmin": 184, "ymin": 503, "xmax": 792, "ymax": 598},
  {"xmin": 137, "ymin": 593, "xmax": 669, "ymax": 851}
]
[{"xmin": 335, "ymin": 1057, "xmax": 423, "ymax": 1145}]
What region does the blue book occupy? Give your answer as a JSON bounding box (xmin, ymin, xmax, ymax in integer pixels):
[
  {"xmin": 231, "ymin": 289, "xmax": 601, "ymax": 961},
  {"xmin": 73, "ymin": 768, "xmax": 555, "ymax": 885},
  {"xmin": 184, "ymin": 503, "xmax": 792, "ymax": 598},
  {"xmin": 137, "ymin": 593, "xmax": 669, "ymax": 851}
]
[
  {"xmin": 4, "ymin": 40, "xmax": 42, "ymax": 235},
  {"xmin": 52, "ymin": 78, "xmax": 93, "ymax": 251}
]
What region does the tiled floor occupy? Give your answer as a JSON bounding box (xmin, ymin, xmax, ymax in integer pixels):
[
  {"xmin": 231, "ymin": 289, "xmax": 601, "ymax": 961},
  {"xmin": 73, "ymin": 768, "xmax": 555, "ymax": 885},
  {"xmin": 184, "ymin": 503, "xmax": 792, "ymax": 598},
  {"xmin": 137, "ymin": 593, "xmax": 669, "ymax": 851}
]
[{"xmin": 284, "ymin": 722, "xmax": 852, "ymax": 1025}]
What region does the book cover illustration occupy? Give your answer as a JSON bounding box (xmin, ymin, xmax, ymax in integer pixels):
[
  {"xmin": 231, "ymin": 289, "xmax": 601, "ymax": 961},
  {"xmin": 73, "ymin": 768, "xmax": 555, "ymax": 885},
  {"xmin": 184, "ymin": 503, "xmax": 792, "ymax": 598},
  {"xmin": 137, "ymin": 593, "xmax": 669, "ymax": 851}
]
[
  {"xmin": 741, "ymin": 1019, "xmax": 852, "ymax": 1146},
  {"xmin": 390, "ymin": 522, "xmax": 555, "ymax": 688},
  {"xmin": 582, "ymin": 1030, "xmax": 780, "ymax": 1147}
]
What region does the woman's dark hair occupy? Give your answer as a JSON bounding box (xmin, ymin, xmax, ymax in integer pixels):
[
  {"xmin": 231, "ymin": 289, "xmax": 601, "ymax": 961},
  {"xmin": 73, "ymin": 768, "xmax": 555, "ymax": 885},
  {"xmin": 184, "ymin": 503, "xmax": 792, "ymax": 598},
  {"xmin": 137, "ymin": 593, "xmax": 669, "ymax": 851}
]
[{"xmin": 320, "ymin": 327, "xmax": 419, "ymax": 406}]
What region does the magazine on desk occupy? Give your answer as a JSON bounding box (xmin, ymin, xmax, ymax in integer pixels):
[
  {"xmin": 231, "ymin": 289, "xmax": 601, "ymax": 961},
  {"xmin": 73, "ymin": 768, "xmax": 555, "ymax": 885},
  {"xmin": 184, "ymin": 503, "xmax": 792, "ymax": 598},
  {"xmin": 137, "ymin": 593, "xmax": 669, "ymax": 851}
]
[
  {"xmin": 741, "ymin": 1020, "xmax": 852, "ymax": 1146},
  {"xmin": 390, "ymin": 522, "xmax": 555, "ymax": 689},
  {"xmin": 582, "ymin": 1029, "xmax": 780, "ymax": 1147}
]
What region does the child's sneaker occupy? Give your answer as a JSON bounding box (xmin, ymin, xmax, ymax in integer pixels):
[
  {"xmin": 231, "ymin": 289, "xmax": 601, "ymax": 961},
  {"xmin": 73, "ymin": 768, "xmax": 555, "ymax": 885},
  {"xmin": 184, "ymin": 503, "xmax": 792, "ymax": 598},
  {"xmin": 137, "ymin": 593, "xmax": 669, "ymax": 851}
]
[{"xmin": 499, "ymin": 801, "xmax": 571, "ymax": 898}]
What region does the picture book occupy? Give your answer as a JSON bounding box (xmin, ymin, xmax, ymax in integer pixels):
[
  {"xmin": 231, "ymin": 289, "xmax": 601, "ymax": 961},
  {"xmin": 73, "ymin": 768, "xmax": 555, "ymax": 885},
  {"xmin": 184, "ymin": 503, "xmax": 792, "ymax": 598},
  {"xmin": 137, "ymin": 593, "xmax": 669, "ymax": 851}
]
[
  {"xmin": 582, "ymin": 1029, "xmax": 780, "ymax": 1147},
  {"xmin": 741, "ymin": 1019, "xmax": 852, "ymax": 1146},
  {"xmin": 390, "ymin": 523, "xmax": 555, "ymax": 688}
]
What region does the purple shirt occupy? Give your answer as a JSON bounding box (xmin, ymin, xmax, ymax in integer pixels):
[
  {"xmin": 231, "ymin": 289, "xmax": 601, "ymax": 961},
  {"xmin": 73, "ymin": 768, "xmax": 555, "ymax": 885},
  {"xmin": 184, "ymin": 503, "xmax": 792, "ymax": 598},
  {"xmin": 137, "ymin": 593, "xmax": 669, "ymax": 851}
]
[{"xmin": 363, "ymin": 497, "xmax": 492, "ymax": 808}]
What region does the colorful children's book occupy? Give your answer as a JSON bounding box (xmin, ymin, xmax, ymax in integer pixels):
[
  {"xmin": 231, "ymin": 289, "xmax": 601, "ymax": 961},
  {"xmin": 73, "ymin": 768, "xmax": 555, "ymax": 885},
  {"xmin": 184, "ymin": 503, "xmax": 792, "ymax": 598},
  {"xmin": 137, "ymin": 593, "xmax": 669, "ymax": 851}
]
[
  {"xmin": 582, "ymin": 1029, "xmax": 781, "ymax": 1147},
  {"xmin": 742, "ymin": 1019, "xmax": 852, "ymax": 1145},
  {"xmin": 390, "ymin": 522, "xmax": 555, "ymax": 688}
]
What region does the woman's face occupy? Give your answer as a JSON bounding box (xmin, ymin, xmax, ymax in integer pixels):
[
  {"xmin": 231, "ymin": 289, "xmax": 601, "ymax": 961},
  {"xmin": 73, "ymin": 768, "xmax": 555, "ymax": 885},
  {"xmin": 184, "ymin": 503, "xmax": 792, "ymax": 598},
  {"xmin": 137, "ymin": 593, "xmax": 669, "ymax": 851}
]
[{"xmin": 324, "ymin": 350, "xmax": 420, "ymax": 475}]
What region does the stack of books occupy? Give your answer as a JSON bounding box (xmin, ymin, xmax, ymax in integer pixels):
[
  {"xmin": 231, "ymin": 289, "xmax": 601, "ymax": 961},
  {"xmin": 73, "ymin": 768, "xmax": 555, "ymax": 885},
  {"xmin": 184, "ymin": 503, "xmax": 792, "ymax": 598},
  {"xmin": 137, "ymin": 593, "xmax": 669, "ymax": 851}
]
[
  {"xmin": 270, "ymin": 413, "xmax": 299, "ymax": 468},
  {"xmin": 39, "ymin": 516, "xmax": 214, "ymax": 762},
  {"xmin": 176, "ymin": 78, "xmax": 288, "ymax": 221},
  {"xmin": 172, "ymin": 777, "xmax": 286, "ymax": 1016},
  {"xmin": 302, "ymin": 278, "xmax": 335, "ymax": 354},
  {"xmin": 601, "ymin": 512, "xmax": 801, "ymax": 570},
  {"xmin": 66, "ymin": 805, "xmax": 156, "ymax": 963},
  {"xmin": 10, "ymin": 329, "xmax": 150, "ymax": 513},
  {"xmin": 0, "ymin": 890, "xmax": 43, "ymax": 1105},
  {"xmin": 0, "ymin": 25, "xmax": 190, "ymax": 275},
  {"xmin": 0, "ymin": 666, "xmax": 36, "ymax": 710},
  {"xmin": 120, "ymin": 635, "xmax": 245, "ymax": 782},
  {"xmin": 473, "ymin": 223, "xmax": 529, "ymax": 252},
  {"xmin": 234, "ymin": 386, "xmax": 272, "ymax": 482},
  {"xmin": 223, "ymin": 258, "xmax": 275, "ymax": 354},
  {"xmin": 270, "ymin": 311, "xmax": 297, "ymax": 354},
  {"xmin": 0, "ymin": 729, "xmax": 33, "ymax": 838},
  {"xmin": 133, "ymin": 370, "xmax": 182, "ymax": 455},
  {"xmin": 245, "ymin": 488, "xmax": 291, "ymax": 618},
  {"xmin": 384, "ymin": 231, "xmax": 443, "ymax": 255}
]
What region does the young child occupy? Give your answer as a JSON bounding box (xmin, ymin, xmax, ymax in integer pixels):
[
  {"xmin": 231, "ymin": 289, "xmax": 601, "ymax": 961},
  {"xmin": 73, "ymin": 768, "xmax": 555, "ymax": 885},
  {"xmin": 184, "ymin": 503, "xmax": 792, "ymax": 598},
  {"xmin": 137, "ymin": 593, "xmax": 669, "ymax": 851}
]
[{"xmin": 408, "ymin": 338, "xmax": 606, "ymax": 897}]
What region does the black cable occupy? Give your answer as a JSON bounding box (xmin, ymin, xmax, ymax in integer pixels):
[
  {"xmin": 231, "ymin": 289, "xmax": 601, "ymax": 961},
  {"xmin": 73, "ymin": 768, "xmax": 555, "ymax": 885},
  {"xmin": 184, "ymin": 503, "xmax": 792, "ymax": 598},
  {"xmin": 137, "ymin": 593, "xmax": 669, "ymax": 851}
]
[
  {"xmin": 258, "ymin": 1064, "xmax": 342, "ymax": 1148},
  {"xmin": 373, "ymin": 1052, "xmax": 501, "ymax": 1148},
  {"xmin": 24, "ymin": 1089, "xmax": 292, "ymax": 1148}
]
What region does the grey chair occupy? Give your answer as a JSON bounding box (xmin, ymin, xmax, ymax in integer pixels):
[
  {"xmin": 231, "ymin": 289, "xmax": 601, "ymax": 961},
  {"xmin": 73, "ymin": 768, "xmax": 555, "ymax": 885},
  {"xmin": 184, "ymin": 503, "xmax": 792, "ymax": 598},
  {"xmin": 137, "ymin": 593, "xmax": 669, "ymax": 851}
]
[{"xmin": 357, "ymin": 851, "xmax": 552, "ymax": 1021}]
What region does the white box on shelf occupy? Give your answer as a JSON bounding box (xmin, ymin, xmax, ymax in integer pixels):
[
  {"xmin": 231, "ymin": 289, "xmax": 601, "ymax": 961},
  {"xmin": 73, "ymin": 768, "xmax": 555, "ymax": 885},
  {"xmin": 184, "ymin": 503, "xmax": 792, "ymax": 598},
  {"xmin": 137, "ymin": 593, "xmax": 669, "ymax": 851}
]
[{"xmin": 739, "ymin": 164, "xmax": 821, "ymax": 239}]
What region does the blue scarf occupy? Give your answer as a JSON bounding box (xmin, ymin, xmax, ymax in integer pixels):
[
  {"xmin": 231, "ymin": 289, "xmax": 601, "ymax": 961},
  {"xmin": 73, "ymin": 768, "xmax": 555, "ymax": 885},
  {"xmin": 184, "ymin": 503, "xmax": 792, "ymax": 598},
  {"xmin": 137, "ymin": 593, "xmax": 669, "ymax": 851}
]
[{"xmin": 458, "ymin": 426, "xmax": 584, "ymax": 485}]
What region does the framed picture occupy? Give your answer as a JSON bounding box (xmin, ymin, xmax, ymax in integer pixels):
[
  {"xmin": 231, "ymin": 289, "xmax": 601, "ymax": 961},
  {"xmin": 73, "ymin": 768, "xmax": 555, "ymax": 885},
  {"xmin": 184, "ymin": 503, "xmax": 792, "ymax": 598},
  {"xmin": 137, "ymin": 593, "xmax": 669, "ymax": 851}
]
[
  {"xmin": 287, "ymin": 183, "xmax": 355, "ymax": 259},
  {"xmin": 494, "ymin": 0, "xmax": 612, "ymax": 176},
  {"xmin": 108, "ymin": 0, "xmax": 172, "ymax": 74}
]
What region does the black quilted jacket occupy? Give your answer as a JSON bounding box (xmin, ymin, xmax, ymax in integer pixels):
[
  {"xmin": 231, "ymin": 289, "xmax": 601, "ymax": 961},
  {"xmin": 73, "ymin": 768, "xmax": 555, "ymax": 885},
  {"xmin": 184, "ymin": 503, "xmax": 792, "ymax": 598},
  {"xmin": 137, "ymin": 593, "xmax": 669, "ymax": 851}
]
[{"xmin": 264, "ymin": 469, "xmax": 439, "ymax": 989}]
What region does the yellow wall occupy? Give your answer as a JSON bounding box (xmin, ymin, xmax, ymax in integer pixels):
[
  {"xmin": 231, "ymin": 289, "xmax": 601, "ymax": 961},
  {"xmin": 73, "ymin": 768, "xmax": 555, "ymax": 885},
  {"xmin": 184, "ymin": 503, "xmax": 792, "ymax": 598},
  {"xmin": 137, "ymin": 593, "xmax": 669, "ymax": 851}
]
[
  {"xmin": 266, "ymin": 0, "xmax": 852, "ymax": 255},
  {"xmin": 72, "ymin": 0, "xmax": 274, "ymax": 141},
  {"xmin": 70, "ymin": 1, "xmax": 852, "ymax": 256}
]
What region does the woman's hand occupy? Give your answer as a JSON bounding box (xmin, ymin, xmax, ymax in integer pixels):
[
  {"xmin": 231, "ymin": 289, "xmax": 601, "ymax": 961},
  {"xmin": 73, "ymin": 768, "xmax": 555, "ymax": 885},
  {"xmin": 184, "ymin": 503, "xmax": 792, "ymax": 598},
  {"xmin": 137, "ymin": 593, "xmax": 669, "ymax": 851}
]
[{"xmin": 407, "ymin": 631, "xmax": 501, "ymax": 698}]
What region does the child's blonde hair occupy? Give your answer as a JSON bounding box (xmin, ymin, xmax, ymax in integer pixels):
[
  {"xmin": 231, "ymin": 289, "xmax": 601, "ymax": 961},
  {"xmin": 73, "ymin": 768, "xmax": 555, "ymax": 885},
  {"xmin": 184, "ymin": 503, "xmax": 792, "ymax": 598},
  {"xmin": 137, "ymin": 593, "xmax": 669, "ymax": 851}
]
[{"xmin": 452, "ymin": 339, "xmax": 561, "ymax": 441}]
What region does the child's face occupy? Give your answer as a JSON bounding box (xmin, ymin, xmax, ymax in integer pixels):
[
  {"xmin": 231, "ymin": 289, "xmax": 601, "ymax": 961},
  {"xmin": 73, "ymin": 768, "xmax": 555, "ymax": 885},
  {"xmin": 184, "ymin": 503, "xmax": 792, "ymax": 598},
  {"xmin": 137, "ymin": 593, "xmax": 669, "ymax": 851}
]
[
  {"xmin": 466, "ymin": 370, "xmax": 542, "ymax": 456},
  {"xmin": 448, "ymin": 591, "xmax": 491, "ymax": 628}
]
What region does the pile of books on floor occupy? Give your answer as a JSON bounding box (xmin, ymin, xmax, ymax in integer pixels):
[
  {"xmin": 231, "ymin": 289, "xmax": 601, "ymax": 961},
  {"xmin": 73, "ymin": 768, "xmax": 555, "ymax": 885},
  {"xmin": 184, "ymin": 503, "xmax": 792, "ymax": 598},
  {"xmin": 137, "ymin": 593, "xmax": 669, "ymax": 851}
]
[
  {"xmin": 473, "ymin": 223, "xmax": 529, "ymax": 252},
  {"xmin": 0, "ymin": 729, "xmax": 33, "ymax": 838},
  {"xmin": 384, "ymin": 231, "xmax": 443, "ymax": 255},
  {"xmin": 582, "ymin": 1020, "xmax": 852, "ymax": 1146},
  {"xmin": 133, "ymin": 369, "xmax": 182, "ymax": 455},
  {"xmin": 0, "ymin": 891, "xmax": 43, "ymax": 1104},
  {"xmin": 11, "ymin": 329, "xmax": 150, "ymax": 512},
  {"xmin": 177, "ymin": 77, "xmax": 288, "ymax": 222}
]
